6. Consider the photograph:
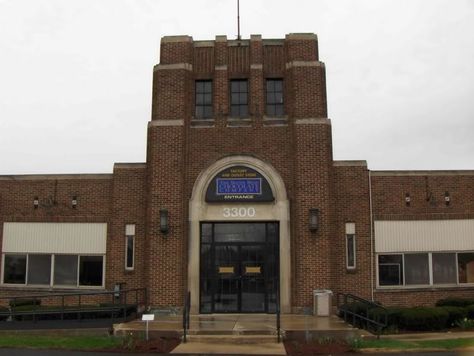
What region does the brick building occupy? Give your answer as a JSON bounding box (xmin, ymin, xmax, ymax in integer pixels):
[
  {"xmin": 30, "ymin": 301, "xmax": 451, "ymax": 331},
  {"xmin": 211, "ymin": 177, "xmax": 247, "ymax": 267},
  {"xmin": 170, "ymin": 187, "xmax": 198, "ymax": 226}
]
[{"xmin": 1, "ymin": 33, "xmax": 473, "ymax": 313}]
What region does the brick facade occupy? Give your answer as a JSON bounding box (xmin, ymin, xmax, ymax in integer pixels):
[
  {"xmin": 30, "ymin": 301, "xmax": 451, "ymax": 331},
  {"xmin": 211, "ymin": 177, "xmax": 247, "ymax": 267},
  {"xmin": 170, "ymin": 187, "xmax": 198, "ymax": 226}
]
[{"xmin": 0, "ymin": 33, "xmax": 473, "ymax": 311}]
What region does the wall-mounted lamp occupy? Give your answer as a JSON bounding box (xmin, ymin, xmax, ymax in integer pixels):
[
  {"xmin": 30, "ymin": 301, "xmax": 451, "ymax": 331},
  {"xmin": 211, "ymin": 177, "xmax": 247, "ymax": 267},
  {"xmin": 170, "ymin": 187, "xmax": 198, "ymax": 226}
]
[
  {"xmin": 309, "ymin": 208, "xmax": 319, "ymax": 232},
  {"xmin": 444, "ymin": 191, "xmax": 450, "ymax": 206},
  {"xmin": 160, "ymin": 209, "xmax": 169, "ymax": 235},
  {"xmin": 405, "ymin": 193, "xmax": 411, "ymax": 206},
  {"xmin": 33, "ymin": 197, "xmax": 39, "ymax": 209},
  {"xmin": 72, "ymin": 196, "xmax": 78, "ymax": 209}
]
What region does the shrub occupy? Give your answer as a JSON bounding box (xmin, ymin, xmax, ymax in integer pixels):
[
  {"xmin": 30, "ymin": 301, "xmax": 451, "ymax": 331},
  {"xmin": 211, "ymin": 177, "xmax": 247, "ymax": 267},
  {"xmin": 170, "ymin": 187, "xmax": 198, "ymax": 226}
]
[
  {"xmin": 440, "ymin": 306, "xmax": 468, "ymax": 327},
  {"xmin": 466, "ymin": 305, "xmax": 474, "ymax": 319},
  {"xmin": 436, "ymin": 298, "xmax": 474, "ymax": 308},
  {"xmin": 398, "ymin": 307, "xmax": 449, "ymax": 331},
  {"xmin": 8, "ymin": 299, "xmax": 41, "ymax": 308},
  {"xmin": 456, "ymin": 318, "xmax": 474, "ymax": 330},
  {"xmin": 368, "ymin": 307, "xmax": 403, "ymax": 328}
]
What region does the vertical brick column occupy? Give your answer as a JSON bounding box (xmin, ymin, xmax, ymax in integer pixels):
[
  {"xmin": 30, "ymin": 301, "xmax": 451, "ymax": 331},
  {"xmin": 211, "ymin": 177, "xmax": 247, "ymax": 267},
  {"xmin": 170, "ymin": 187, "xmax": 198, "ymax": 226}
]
[
  {"xmin": 146, "ymin": 36, "xmax": 193, "ymax": 307},
  {"xmin": 286, "ymin": 33, "xmax": 334, "ymax": 310},
  {"xmin": 285, "ymin": 34, "xmax": 327, "ymax": 119},
  {"xmin": 250, "ymin": 35, "xmax": 264, "ymax": 119},
  {"xmin": 214, "ymin": 35, "xmax": 228, "ymax": 126}
]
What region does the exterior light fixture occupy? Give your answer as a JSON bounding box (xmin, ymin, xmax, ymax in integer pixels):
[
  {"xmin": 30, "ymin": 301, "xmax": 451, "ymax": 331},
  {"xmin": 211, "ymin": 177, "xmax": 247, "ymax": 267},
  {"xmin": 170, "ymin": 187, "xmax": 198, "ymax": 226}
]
[
  {"xmin": 160, "ymin": 209, "xmax": 169, "ymax": 235},
  {"xmin": 405, "ymin": 193, "xmax": 411, "ymax": 206},
  {"xmin": 444, "ymin": 192, "xmax": 450, "ymax": 206},
  {"xmin": 72, "ymin": 196, "xmax": 78, "ymax": 208},
  {"xmin": 309, "ymin": 208, "xmax": 319, "ymax": 232},
  {"xmin": 33, "ymin": 197, "xmax": 39, "ymax": 209}
]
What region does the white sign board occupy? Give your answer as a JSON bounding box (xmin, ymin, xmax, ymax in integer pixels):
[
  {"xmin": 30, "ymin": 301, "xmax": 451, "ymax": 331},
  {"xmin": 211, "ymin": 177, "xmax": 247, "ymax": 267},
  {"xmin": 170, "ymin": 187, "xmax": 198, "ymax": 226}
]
[{"xmin": 142, "ymin": 314, "xmax": 155, "ymax": 321}]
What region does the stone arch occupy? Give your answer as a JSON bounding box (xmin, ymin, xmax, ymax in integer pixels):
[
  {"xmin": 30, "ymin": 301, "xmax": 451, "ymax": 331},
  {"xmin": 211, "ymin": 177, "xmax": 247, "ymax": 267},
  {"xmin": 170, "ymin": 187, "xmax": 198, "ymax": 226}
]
[{"xmin": 188, "ymin": 155, "xmax": 291, "ymax": 313}]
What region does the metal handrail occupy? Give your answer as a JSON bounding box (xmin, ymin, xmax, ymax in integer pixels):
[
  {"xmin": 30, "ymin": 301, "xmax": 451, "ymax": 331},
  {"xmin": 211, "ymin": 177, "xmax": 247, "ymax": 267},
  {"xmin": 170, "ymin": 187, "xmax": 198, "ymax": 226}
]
[
  {"xmin": 182, "ymin": 291, "xmax": 190, "ymax": 343},
  {"xmin": 276, "ymin": 288, "xmax": 281, "ymax": 343},
  {"xmin": 337, "ymin": 293, "xmax": 387, "ymax": 338},
  {"xmin": 1, "ymin": 288, "xmax": 147, "ymax": 323}
]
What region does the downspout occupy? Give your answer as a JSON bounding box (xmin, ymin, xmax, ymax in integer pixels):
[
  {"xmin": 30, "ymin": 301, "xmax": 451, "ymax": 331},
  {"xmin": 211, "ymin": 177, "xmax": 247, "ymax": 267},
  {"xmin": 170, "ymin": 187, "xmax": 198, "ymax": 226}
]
[{"xmin": 368, "ymin": 170, "xmax": 375, "ymax": 301}]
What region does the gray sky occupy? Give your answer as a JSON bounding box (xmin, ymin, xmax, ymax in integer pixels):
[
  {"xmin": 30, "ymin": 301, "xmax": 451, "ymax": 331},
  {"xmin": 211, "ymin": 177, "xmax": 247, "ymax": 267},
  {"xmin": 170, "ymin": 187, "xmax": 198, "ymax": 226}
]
[{"xmin": 0, "ymin": 0, "xmax": 473, "ymax": 174}]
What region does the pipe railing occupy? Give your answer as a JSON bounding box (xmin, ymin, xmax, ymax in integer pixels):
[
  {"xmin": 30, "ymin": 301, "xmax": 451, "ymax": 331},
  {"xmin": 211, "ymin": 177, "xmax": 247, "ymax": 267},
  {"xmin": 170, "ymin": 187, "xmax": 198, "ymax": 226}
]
[
  {"xmin": 337, "ymin": 293, "xmax": 387, "ymax": 337},
  {"xmin": 182, "ymin": 291, "xmax": 191, "ymax": 343}
]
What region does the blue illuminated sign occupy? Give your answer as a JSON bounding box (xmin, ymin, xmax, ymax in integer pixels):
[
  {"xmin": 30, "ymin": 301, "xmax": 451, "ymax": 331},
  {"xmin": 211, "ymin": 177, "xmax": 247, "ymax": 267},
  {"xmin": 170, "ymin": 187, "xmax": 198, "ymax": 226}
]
[{"xmin": 216, "ymin": 178, "xmax": 262, "ymax": 195}]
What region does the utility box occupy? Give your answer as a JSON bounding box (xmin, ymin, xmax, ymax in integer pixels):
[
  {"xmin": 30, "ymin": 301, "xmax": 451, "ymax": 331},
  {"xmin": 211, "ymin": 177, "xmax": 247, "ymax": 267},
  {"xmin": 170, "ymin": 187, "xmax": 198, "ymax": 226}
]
[{"xmin": 313, "ymin": 289, "xmax": 333, "ymax": 316}]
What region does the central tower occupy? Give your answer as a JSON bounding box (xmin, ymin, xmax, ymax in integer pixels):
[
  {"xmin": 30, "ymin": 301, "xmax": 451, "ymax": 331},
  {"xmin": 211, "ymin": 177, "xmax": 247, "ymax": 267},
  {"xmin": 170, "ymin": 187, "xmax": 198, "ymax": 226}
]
[{"xmin": 145, "ymin": 33, "xmax": 333, "ymax": 313}]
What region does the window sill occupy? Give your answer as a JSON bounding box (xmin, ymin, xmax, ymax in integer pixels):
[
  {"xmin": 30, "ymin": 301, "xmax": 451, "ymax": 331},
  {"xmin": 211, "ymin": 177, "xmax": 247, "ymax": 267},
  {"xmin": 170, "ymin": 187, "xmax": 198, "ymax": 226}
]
[
  {"xmin": 191, "ymin": 119, "xmax": 215, "ymax": 128},
  {"xmin": 375, "ymin": 284, "xmax": 474, "ymax": 292},
  {"xmin": 0, "ymin": 284, "xmax": 105, "ymax": 291},
  {"xmin": 227, "ymin": 117, "xmax": 252, "ymax": 127},
  {"xmin": 263, "ymin": 116, "xmax": 288, "ymax": 126}
]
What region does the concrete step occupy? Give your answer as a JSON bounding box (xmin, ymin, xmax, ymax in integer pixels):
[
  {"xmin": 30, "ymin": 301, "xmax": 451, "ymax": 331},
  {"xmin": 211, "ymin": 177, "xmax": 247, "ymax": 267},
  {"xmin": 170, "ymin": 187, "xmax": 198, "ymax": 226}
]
[
  {"xmin": 187, "ymin": 328, "xmax": 277, "ymax": 336},
  {"xmin": 184, "ymin": 334, "xmax": 281, "ymax": 344}
]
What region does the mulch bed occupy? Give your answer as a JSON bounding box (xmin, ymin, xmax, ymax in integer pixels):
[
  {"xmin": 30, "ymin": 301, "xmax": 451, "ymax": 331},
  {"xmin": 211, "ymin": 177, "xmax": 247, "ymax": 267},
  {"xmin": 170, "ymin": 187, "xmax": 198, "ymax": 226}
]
[
  {"xmin": 105, "ymin": 337, "xmax": 181, "ymax": 353},
  {"xmin": 284, "ymin": 340, "xmax": 353, "ymax": 355}
]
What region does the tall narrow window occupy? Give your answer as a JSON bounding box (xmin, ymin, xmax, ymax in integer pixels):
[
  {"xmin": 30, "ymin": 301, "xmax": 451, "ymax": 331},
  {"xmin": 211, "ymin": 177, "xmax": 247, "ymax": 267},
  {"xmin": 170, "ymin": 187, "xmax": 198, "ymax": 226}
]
[
  {"xmin": 266, "ymin": 79, "xmax": 284, "ymax": 117},
  {"xmin": 230, "ymin": 79, "xmax": 248, "ymax": 118},
  {"xmin": 195, "ymin": 80, "xmax": 212, "ymax": 119},
  {"xmin": 345, "ymin": 223, "xmax": 356, "ymax": 270},
  {"xmin": 125, "ymin": 224, "xmax": 135, "ymax": 271}
]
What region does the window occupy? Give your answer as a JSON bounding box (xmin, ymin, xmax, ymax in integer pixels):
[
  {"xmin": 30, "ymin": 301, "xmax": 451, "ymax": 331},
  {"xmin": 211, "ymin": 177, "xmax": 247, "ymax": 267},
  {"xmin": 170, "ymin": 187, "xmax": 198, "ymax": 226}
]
[
  {"xmin": 378, "ymin": 254, "xmax": 403, "ymax": 286},
  {"xmin": 345, "ymin": 223, "xmax": 356, "ymax": 270},
  {"xmin": 266, "ymin": 79, "xmax": 284, "ymax": 117},
  {"xmin": 378, "ymin": 251, "xmax": 474, "ymax": 287},
  {"xmin": 79, "ymin": 256, "xmax": 103, "ymax": 287},
  {"xmin": 3, "ymin": 254, "xmax": 26, "ymax": 284},
  {"xmin": 27, "ymin": 254, "xmax": 51, "ymax": 285},
  {"xmin": 125, "ymin": 224, "xmax": 135, "ymax": 270},
  {"xmin": 2, "ymin": 253, "xmax": 104, "ymax": 288},
  {"xmin": 458, "ymin": 253, "xmax": 474, "ymax": 284},
  {"xmin": 54, "ymin": 255, "xmax": 78, "ymax": 286},
  {"xmin": 195, "ymin": 80, "xmax": 212, "ymax": 119},
  {"xmin": 404, "ymin": 253, "xmax": 429, "ymax": 285},
  {"xmin": 230, "ymin": 79, "xmax": 248, "ymax": 118},
  {"xmin": 433, "ymin": 253, "xmax": 457, "ymax": 284}
]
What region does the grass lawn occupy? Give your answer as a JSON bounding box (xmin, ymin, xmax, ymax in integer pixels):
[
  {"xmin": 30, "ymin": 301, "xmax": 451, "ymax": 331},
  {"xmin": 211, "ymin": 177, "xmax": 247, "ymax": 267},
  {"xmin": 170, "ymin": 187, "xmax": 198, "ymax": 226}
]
[
  {"xmin": 358, "ymin": 337, "xmax": 474, "ymax": 350},
  {"xmin": 0, "ymin": 335, "xmax": 122, "ymax": 350}
]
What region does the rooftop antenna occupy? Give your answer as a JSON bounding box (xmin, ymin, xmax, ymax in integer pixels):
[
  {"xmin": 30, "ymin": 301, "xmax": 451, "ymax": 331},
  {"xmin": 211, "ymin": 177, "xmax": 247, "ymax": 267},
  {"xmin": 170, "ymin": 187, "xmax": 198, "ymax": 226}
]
[{"xmin": 237, "ymin": 0, "xmax": 241, "ymax": 40}]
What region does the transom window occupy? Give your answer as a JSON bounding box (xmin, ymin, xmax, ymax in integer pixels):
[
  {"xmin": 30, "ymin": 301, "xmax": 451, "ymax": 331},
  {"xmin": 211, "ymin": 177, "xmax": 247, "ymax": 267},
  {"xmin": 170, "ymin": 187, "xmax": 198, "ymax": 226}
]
[
  {"xmin": 195, "ymin": 80, "xmax": 212, "ymax": 119},
  {"xmin": 230, "ymin": 79, "xmax": 248, "ymax": 118},
  {"xmin": 266, "ymin": 79, "xmax": 284, "ymax": 117}
]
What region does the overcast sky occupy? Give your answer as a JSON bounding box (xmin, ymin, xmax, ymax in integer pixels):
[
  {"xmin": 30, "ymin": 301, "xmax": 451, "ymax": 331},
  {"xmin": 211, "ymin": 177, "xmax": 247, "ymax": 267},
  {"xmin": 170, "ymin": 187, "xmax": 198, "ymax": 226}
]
[{"xmin": 0, "ymin": 0, "xmax": 473, "ymax": 174}]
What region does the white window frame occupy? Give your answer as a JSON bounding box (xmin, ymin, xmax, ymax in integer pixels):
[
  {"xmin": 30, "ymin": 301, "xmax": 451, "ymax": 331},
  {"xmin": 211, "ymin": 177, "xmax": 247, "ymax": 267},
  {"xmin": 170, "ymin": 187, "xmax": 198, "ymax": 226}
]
[
  {"xmin": 376, "ymin": 251, "xmax": 474, "ymax": 289},
  {"xmin": 125, "ymin": 224, "xmax": 136, "ymax": 271},
  {"xmin": 1, "ymin": 252, "xmax": 105, "ymax": 289},
  {"xmin": 345, "ymin": 223, "xmax": 356, "ymax": 270}
]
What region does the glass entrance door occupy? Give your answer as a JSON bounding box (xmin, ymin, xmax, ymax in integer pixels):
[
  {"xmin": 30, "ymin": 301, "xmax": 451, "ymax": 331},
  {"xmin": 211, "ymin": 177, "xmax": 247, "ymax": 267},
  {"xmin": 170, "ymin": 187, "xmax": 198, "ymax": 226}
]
[{"xmin": 200, "ymin": 222, "xmax": 279, "ymax": 313}]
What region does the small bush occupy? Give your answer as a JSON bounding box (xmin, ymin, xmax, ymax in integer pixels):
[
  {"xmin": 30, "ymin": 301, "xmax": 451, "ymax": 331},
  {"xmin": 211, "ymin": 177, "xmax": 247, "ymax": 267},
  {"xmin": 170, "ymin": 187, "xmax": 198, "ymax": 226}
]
[
  {"xmin": 9, "ymin": 299, "xmax": 41, "ymax": 308},
  {"xmin": 440, "ymin": 306, "xmax": 468, "ymax": 327},
  {"xmin": 456, "ymin": 318, "xmax": 474, "ymax": 330},
  {"xmin": 368, "ymin": 307, "xmax": 403, "ymax": 328},
  {"xmin": 398, "ymin": 307, "xmax": 449, "ymax": 331},
  {"xmin": 436, "ymin": 298, "xmax": 474, "ymax": 308},
  {"xmin": 465, "ymin": 305, "xmax": 474, "ymax": 319}
]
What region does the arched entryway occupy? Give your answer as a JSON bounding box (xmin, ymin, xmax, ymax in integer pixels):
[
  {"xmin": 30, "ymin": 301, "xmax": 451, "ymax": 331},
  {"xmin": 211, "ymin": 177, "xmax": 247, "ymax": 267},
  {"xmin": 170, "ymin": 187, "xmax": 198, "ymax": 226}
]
[{"xmin": 188, "ymin": 156, "xmax": 291, "ymax": 313}]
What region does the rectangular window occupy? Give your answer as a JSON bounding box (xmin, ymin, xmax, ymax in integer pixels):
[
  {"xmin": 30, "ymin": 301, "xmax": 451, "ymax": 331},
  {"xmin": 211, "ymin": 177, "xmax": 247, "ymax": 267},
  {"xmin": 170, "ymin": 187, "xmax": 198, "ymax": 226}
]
[
  {"xmin": 27, "ymin": 254, "xmax": 51, "ymax": 285},
  {"xmin": 345, "ymin": 222, "xmax": 356, "ymax": 270},
  {"xmin": 432, "ymin": 253, "xmax": 457, "ymax": 284},
  {"xmin": 54, "ymin": 255, "xmax": 78, "ymax": 286},
  {"xmin": 458, "ymin": 253, "xmax": 474, "ymax": 284},
  {"xmin": 126, "ymin": 236, "xmax": 134, "ymax": 270},
  {"xmin": 3, "ymin": 254, "xmax": 27, "ymax": 284},
  {"xmin": 404, "ymin": 253, "xmax": 429, "ymax": 285},
  {"xmin": 230, "ymin": 79, "xmax": 248, "ymax": 118},
  {"xmin": 266, "ymin": 79, "xmax": 284, "ymax": 117},
  {"xmin": 378, "ymin": 254, "xmax": 403, "ymax": 286},
  {"xmin": 195, "ymin": 80, "xmax": 212, "ymax": 119},
  {"xmin": 79, "ymin": 256, "xmax": 103, "ymax": 287}
]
